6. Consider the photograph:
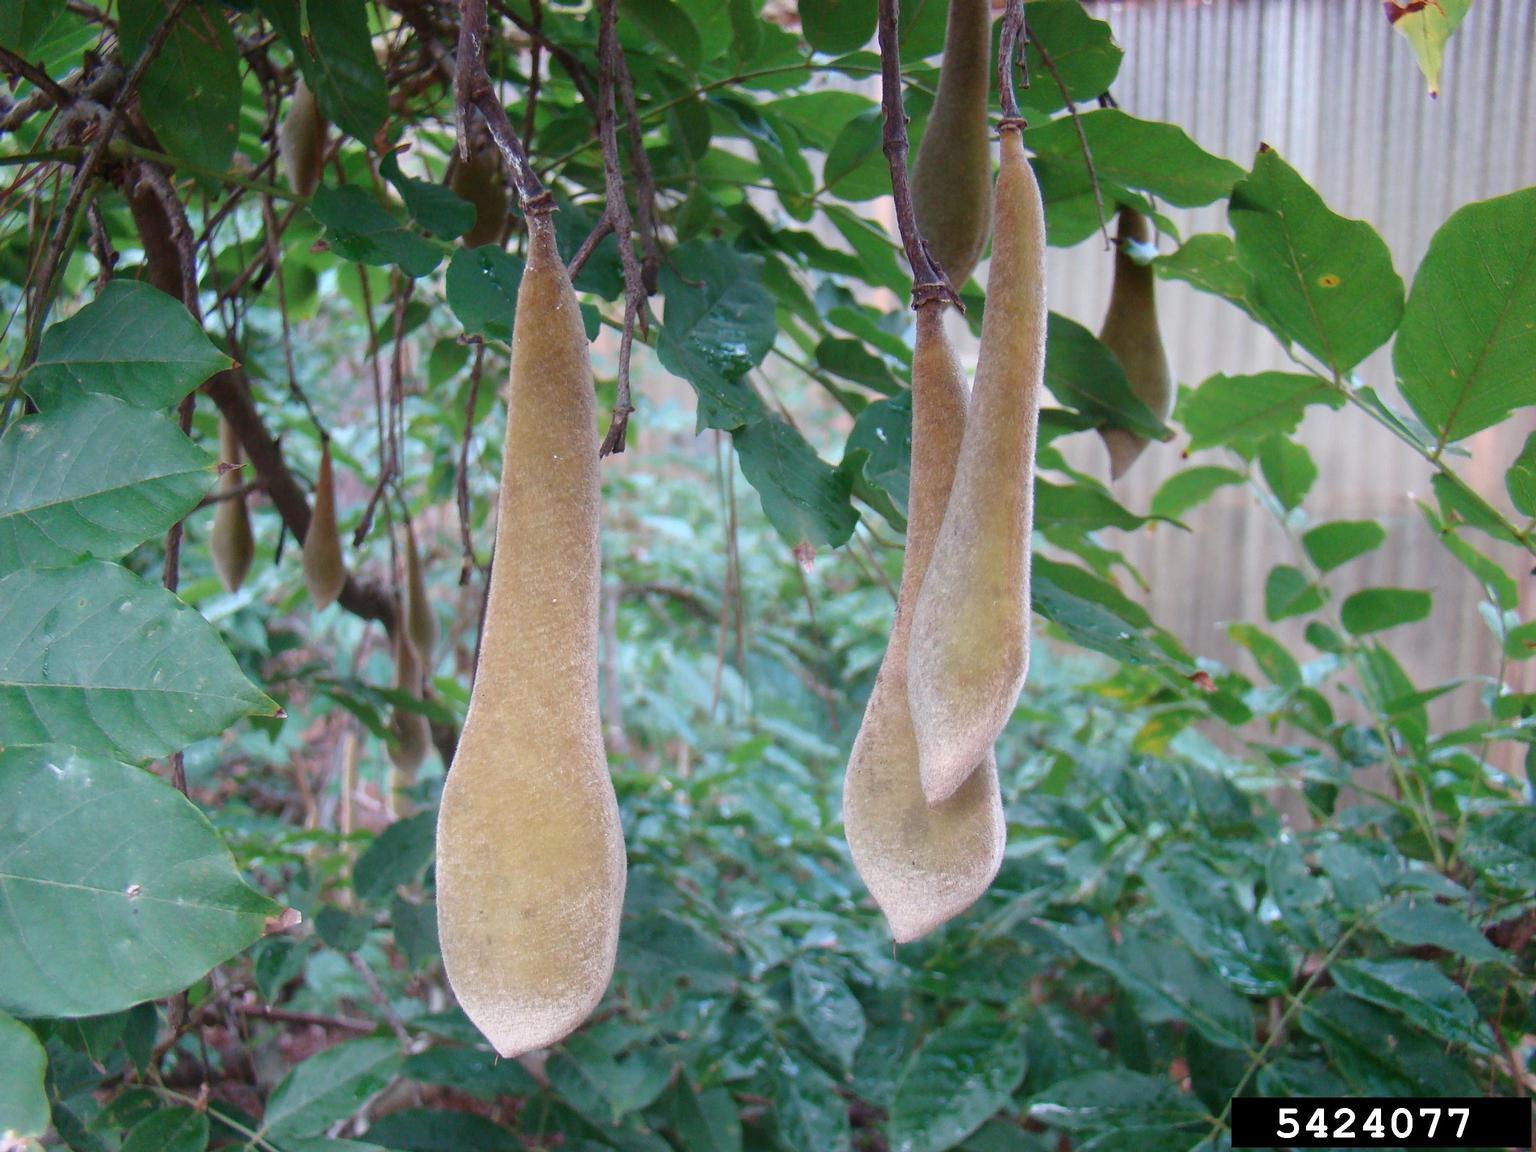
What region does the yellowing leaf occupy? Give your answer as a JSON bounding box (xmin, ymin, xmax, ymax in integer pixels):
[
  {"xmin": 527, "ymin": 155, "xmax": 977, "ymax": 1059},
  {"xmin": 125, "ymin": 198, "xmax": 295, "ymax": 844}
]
[{"xmin": 1385, "ymin": 0, "xmax": 1473, "ymax": 97}]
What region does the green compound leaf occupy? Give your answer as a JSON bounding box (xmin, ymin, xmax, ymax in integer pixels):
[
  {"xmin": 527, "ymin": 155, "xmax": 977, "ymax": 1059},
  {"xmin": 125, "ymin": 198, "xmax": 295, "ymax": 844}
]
[
  {"xmin": 311, "ymin": 185, "xmax": 444, "ymax": 277},
  {"xmin": 734, "ymin": 416, "xmax": 859, "ymax": 550},
  {"xmin": 0, "ymin": 395, "xmax": 217, "ymax": 575},
  {"xmin": 25, "ymin": 281, "xmax": 232, "ymax": 411},
  {"xmin": 889, "ymin": 1020, "xmax": 1028, "ymax": 1152},
  {"xmin": 119, "ymin": 0, "xmax": 240, "ymax": 174},
  {"xmin": 1340, "ymin": 587, "xmax": 1433, "ymax": 636},
  {"xmin": 1395, "ymin": 187, "xmax": 1536, "ymax": 446},
  {"xmin": 1179, "ymin": 371, "xmax": 1345, "ymax": 453},
  {"xmin": 0, "ymin": 745, "xmax": 282, "ymax": 1018},
  {"xmin": 0, "ymin": 1009, "xmax": 48, "ymax": 1140},
  {"xmin": 0, "ymin": 561, "xmax": 277, "ymax": 761},
  {"xmin": 1230, "ymin": 148, "xmax": 1405, "ymax": 375},
  {"xmin": 264, "ymin": 1038, "xmax": 403, "ymax": 1141}
]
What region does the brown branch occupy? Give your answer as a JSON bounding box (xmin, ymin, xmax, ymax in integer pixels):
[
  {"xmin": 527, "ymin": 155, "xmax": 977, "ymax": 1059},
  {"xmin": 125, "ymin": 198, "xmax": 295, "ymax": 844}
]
[
  {"xmin": 595, "ymin": 0, "xmax": 645, "ymax": 456},
  {"xmin": 874, "ymin": 0, "xmax": 960, "ymax": 311},
  {"xmin": 234, "ymin": 1002, "xmax": 376, "ymax": 1033},
  {"xmin": 456, "ymin": 0, "xmax": 552, "ymax": 214},
  {"xmin": 997, "ymin": 0, "xmax": 1030, "ymax": 123},
  {"xmin": 566, "ymin": 214, "xmax": 614, "ymax": 280},
  {"xmin": 0, "ymin": 44, "xmax": 74, "ymax": 109}
]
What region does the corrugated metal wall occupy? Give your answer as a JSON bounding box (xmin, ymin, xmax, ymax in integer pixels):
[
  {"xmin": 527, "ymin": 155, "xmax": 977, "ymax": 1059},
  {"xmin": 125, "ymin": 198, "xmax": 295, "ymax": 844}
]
[{"xmin": 1045, "ymin": 0, "xmax": 1536, "ymax": 748}]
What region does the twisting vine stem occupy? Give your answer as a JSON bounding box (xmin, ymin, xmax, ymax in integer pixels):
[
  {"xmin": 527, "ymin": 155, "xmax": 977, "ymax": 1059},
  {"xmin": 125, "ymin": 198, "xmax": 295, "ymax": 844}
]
[
  {"xmin": 874, "ymin": 0, "xmax": 961, "ymax": 311},
  {"xmin": 456, "ymin": 0, "xmax": 551, "ymax": 215},
  {"xmin": 594, "ymin": 0, "xmax": 646, "ymax": 456}
]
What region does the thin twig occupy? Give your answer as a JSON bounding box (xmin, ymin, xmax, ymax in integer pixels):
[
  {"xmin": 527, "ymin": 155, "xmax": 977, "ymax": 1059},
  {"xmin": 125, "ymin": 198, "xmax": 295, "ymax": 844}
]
[
  {"xmin": 997, "ymin": 0, "xmax": 1030, "ymax": 122},
  {"xmin": 347, "ymin": 952, "xmax": 411, "ymax": 1050},
  {"xmin": 1030, "ymin": 30, "xmax": 1110, "ymax": 247},
  {"xmin": 456, "ymin": 0, "xmax": 552, "ymax": 214},
  {"xmin": 0, "ymin": 44, "xmax": 75, "ymax": 109},
  {"xmin": 486, "ymin": 0, "xmax": 598, "ymax": 113},
  {"xmin": 19, "ymin": 0, "xmax": 194, "ymax": 372},
  {"xmin": 595, "ymin": 0, "xmax": 645, "ymax": 456},
  {"xmin": 521, "ymin": 0, "xmax": 543, "ymax": 147},
  {"xmin": 456, "ymin": 342, "xmax": 486, "ymax": 583},
  {"xmin": 615, "ymin": 48, "xmax": 661, "ymax": 295},
  {"xmin": 85, "ymin": 201, "xmax": 115, "ymax": 288},
  {"xmin": 874, "ymin": 0, "xmax": 961, "ymax": 311},
  {"xmin": 566, "ymin": 214, "xmax": 615, "ymax": 280}
]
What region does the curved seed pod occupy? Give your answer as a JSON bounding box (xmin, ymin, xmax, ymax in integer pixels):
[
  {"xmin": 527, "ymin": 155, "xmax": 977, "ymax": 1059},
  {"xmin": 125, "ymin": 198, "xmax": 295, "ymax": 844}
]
[
  {"xmin": 1097, "ymin": 207, "xmax": 1174, "ymax": 480},
  {"xmin": 278, "ymin": 79, "xmax": 328, "ymax": 199},
  {"xmin": 210, "ymin": 417, "xmax": 254, "ymax": 592},
  {"xmin": 436, "ymin": 211, "xmax": 625, "ymax": 1059},
  {"xmin": 452, "ymin": 148, "xmax": 510, "ymax": 249},
  {"xmin": 403, "ymin": 520, "xmax": 436, "ymax": 662},
  {"xmin": 387, "ymin": 626, "xmax": 431, "ymax": 818},
  {"xmin": 844, "ymin": 306, "xmax": 1005, "ymax": 943},
  {"xmin": 908, "ymin": 126, "xmax": 1046, "ymax": 806},
  {"xmin": 911, "ymin": 0, "xmax": 994, "ymax": 289},
  {"xmin": 302, "ymin": 439, "xmax": 346, "ymax": 610}
]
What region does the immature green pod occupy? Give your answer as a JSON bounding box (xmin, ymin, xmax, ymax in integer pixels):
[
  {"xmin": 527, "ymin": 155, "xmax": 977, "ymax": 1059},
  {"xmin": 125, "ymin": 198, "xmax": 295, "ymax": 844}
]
[
  {"xmin": 843, "ymin": 306, "xmax": 1004, "ymax": 942},
  {"xmin": 436, "ymin": 212, "xmax": 625, "ymax": 1058},
  {"xmin": 403, "ymin": 520, "xmax": 436, "ymax": 663},
  {"xmin": 302, "ymin": 440, "xmax": 346, "ymax": 610},
  {"xmin": 278, "ymin": 79, "xmax": 327, "ymax": 198},
  {"xmin": 1097, "ymin": 206, "xmax": 1174, "ymax": 479},
  {"xmin": 907, "ymin": 126, "xmax": 1046, "ymax": 806},
  {"xmin": 452, "ymin": 148, "xmax": 509, "ymax": 248},
  {"xmin": 911, "ymin": 0, "xmax": 994, "ymax": 288},
  {"xmin": 210, "ymin": 416, "xmax": 254, "ymax": 592}
]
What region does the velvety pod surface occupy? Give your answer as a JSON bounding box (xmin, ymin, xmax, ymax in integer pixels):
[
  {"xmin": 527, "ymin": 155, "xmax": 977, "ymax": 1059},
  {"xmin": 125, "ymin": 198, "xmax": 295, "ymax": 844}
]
[{"xmin": 435, "ymin": 214, "xmax": 626, "ymax": 1058}]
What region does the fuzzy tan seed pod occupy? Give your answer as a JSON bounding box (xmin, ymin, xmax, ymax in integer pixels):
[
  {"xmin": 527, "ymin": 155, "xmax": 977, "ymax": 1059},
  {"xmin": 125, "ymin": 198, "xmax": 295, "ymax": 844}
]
[
  {"xmin": 278, "ymin": 79, "xmax": 327, "ymax": 199},
  {"xmin": 403, "ymin": 519, "xmax": 436, "ymax": 663},
  {"xmin": 302, "ymin": 439, "xmax": 346, "ymax": 610},
  {"xmin": 844, "ymin": 305, "xmax": 1005, "ymax": 942},
  {"xmin": 210, "ymin": 416, "xmax": 254, "ymax": 592},
  {"xmin": 911, "ymin": 0, "xmax": 994, "ymax": 289},
  {"xmin": 452, "ymin": 148, "xmax": 510, "ymax": 248},
  {"xmin": 387, "ymin": 625, "xmax": 431, "ymax": 817},
  {"xmin": 907, "ymin": 126, "xmax": 1046, "ymax": 806},
  {"xmin": 435, "ymin": 211, "xmax": 626, "ymax": 1059},
  {"xmin": 1097, "ymin": 206, "xmax": 1174, "ymax": 479}
]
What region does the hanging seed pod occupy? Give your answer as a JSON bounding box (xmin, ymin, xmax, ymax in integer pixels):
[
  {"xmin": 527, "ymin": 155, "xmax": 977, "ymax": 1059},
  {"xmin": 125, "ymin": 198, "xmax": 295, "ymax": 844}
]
[
  {"xmin": 387, "ymin": 625, "xmax": 431, "ymax": 817},
  {"xmin": 1097, "ymin": 206, "xmax": 1174, "ymax": 479},
  {"xmin": 210, "ymin": 416, "xmax": 255, "ymax": 592},
  {"xmin": 911, "ymin": 0, "xmax": 994, "ymax": 288},
  {"xmin": 302, "ymin": 439, "xmax": 346, "ymax": 610},
  {"xmin": 403, "ymin": 520, "xmax": 436, "ymax": 663},
  {"xmin": 907, "ymin": 125, "xmax": 1047, "ymax": 806},
  {"xmin": 452, "ymin": 147, "xmax": 510, "ymax": 248},
  {"xmin": 436, "ymin": 211, "xmax": 626, "ymax": 1059},
  {"xmin": 278, "ymin": 78, "xmax": 328, "ymax": 198},
  {"xmin": 844, "ymin": 305, "xmax": 1005, "ymax": 942}
]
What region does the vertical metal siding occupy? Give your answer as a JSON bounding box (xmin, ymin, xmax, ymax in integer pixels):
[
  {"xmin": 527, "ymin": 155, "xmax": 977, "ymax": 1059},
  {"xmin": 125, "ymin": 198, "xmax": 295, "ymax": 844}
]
[{"xmin": 1048, "ymin": 1, "xmax": 1536, "ymax": 752}]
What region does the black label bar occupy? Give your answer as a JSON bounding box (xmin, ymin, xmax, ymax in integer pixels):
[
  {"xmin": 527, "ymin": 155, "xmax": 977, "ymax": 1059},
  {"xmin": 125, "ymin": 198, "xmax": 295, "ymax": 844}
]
[{"xmin": 1230, "ymin": 1097, "xmax": 1531, "ymax": 1149}]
